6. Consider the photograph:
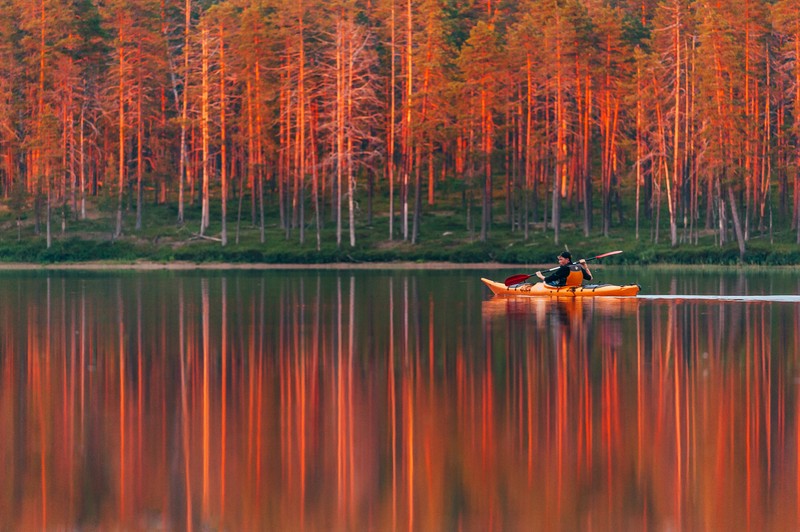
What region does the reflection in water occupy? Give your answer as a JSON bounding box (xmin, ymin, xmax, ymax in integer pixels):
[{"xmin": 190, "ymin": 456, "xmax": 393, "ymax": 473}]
[{"xmin": 0, "ymin": 274, "xmax": 799, "ymax": 529}]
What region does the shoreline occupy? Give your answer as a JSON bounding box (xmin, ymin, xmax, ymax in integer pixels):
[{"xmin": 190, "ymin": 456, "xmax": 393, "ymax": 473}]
[
  {"xmin": 0, "ymin": 260, "xmax": 796, "ymax": 272},
  {"xmin": 0, "ymin": 260, "xmax": 533, "ymax": 271}
]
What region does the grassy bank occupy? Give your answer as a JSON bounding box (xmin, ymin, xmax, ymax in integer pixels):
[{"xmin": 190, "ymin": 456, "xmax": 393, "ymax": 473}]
[{"xmin": 0, "ymin": 191, "xmax": 797, "ymax": 266}]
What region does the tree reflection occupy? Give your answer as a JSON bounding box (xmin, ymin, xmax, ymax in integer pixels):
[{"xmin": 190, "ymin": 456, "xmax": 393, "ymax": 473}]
[{"xmin": 0, "ymin": 275, "xmax": 799, "ymax": 529}]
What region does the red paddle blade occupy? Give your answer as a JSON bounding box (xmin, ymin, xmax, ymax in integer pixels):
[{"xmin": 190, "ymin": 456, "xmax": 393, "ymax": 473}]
[
  {"xmin": 594, "ymin": 250, "xmax": 623, "ymax": 259},
  {"xmin": 503, "ymin": 273, "xmax": 533, "ymax": 286}
]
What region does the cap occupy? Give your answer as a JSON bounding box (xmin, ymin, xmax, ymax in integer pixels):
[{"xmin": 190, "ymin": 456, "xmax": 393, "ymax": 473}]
[{"xmin": 559, "ymin": 251, "xmax": 572, "ymax": 261}]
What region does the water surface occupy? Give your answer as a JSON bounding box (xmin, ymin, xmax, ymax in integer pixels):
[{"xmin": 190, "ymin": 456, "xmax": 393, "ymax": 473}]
[{"xmin": 0, "ymin": 267, "xmax": 799, "ymax": 530}]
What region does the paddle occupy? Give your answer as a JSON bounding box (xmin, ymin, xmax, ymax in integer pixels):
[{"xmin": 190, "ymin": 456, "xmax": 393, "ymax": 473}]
[{"xmin": 503, "ymin": 250, "xmax": 624, "ymax": 286}]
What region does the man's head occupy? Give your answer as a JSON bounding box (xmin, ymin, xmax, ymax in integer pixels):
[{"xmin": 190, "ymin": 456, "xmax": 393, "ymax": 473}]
[{"xmin": 558, "ymin": 251, "xmax": 572, "ymax": 265}]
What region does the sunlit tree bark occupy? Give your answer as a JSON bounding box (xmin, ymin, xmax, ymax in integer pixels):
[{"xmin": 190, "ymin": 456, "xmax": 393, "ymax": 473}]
[
  {"xmin": 322, "ymin": 1, "xmax": 381, "ymax": 248},
  {"xmin": 3, "ymin": 0, "xmax": 800, "ymax": 254},
  {"xmin": 113, "ymin": 8, "xmax": 128, "ymax": 238},
  {"xmin": 387, "ymin": 0, "xmax": 397, "ymax": 240},
  {"xmin": 772, "ymin": 0, "xmax": 800, "ymax": 243},
  {"xmin": 199, "ymin": 21, "xmax": 210, "ymax": 235},
  {"xmin": 218, "ymin": 14, "xmax": 228, "ymax": 246},
  {"xmin": 458, "ymin": 20, "xmax": 501, "ymax": 242},
  {"xmin": 593, "ymin": 5, "xmax": 628, "ymax": 238},
  {"xmin": 177, "ymin": 0, "xmax": 191, "ymax": 225},
  {"xmin": 402, "ymin": 0, "xmax": 412, "ymax": 241}
]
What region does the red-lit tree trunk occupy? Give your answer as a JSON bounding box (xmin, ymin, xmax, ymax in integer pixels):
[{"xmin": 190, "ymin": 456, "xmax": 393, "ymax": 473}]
[
  {"xmin": 388, "ymin": 0, "xmax": 396, "ymax": 240},
  {"xmin": 219, "ymin": 18, "xmax": 228, "ymax": 246},
  {"xmin": 552, "ymin": 13, "xmax": 565, "ymax": 245},
  {"xmin": 115, "ymin": 10, "xmax": 126, "ymax": 238},
  {"xmin": 668, "ymin": 2, "xmax": 681, "ymax": 247},
  {"xmin": 200, "ymin": 21, "xmax": 210, "ymax": 235},
  {"xmin": 135, "ymin": 42, "xmax": 144, "ymax": 231},
  {"xmin": 296, "ymin": 3, "xmax": 307, "ymax": 245},
  {"xmin": 177, "ymin": 0, "xmax": 191, "ymax": 225},
  {"xmin": 794, "ymin": 24, "xmax": 800, "ymax": 244},
  {"xmin": 402, "ymin": 0, "xmax": 413, "ymax": 241}
]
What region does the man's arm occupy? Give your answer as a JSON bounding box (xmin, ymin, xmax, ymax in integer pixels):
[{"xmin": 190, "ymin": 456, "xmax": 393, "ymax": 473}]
[
  {"xmin": 538, "ymin": 266, "xmax": 568, "ymax": 284},
  {"xmin": 579, "ymin": 259, "xmax": 592, "ymax": 280}
]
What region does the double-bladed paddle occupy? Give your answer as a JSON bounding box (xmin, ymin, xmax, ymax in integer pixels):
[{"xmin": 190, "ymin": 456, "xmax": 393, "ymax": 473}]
[{"xmin": 503, "ymin": 250, "xmax": 624, "ymax": 286}]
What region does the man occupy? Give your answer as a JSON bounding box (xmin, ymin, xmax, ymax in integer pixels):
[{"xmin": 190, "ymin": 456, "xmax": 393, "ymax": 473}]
[{"xmin": 536, "ymin": 251, "xmax": 592, "ymax": 287}]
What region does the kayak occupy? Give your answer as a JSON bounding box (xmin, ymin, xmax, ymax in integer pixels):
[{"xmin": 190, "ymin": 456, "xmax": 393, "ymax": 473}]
[{"xmin": 481, "ymin": 278, "xmax": 640, "ymax": 297}]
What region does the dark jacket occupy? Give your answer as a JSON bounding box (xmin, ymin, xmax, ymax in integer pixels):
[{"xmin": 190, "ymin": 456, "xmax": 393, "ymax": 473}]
[{"xmin": 543, "ymin": 263, "xmax": 592, "ymax": 287}]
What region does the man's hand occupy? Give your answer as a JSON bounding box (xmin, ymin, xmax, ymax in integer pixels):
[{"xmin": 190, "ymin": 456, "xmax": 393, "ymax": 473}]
[{"xmin": 536, "ymin": 271, "xmax": 545, "ymax": 280}]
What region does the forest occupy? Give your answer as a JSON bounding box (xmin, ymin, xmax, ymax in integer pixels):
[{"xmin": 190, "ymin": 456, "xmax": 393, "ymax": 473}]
[{"xmin": 0, "ymin": 0, "xmax": 799, "ymax": 261}]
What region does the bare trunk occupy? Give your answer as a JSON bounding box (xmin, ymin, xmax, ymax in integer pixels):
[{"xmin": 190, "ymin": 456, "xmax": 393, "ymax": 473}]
[
  {"xmin": 135, "ymin": 43, "xmax": 143, "ymax": 231},
  {"xmin": 115, "ymin": 16, "xmax": 125, "ymax": 239},
  {"xmin": 255, "ymin": 60, "xmax": 265, "ymax": 243},
  {"xmin": 80, "ymin": 102, "xmax": 86, "ymax": 220},
  {"xmin": 758, "ymin": 43, "xmax": 771, "ymax": 231},
  {"xmin": 481, "ymin": 91, "xmax": 492, "ymax": 242},
  {"xmin": 335, "ymin": 18, "xmax": 344, "ymax": 248},
  {"xmin": 583, "ymin": 72, "xmax": 591, "ymax": 236},
  {"xmin": 727, "ymin": 185, "xmax": 746, "ymax": 259},
  {"xmin": 796, "ymin": 31, "xmax": 800, "ymax": 243},
  {"xmin": 635, "ymin": 58, "xmax": 642, "ymax": 240},
  {"xmin": 246, "ymin": 78, "xmax": 255, "ymax": 236},
  {"xmin": 311, "ymin": 101, "xmax": 321, "ymax": 250},
  {"xmin": 220, "ymin": 21, "xmax": 228, "ymax": 246},
  {"xmin": 403, "ymin": 0, "xmax": 412, "ymax": 242},
  {"xmin": 297, "ymin": 6, "xmax": 307, "ymax": 245},
  {"xmin": 388, "ymin": 0, "xmax": 396, "ymax": 240},
  {"xmin": 553, "ymin": 23, "xmax": 564, "ymax": 245},
  {"xmin": 200, "ymin": 23, "xmax": 210, "ymax": 235},
  {"xmin": 177, "ymin": 0, "xmax": 191, "ymax": 225},
  {"xmin": 346, "ymin": 22, "xmax": 356, "ymax": 248},
  {"xmin": 669, "ymin": 5, "xmax": 680, "ymax": 247}
]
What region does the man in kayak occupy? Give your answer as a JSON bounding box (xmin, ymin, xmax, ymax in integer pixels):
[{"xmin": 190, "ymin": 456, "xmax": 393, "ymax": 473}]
[{"xmin": 536, "ymin": 251, "xmax": 592, "ymax": 287}]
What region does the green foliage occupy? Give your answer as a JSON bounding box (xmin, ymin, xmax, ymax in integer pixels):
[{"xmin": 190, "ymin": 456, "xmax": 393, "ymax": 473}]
[
  {"xmin": 0, "ymin": 237, "xmax": 140, "ymax": 263},
  {"xmin": 621, "ymin": 12, "xmax": 650, "ymax": 50}
]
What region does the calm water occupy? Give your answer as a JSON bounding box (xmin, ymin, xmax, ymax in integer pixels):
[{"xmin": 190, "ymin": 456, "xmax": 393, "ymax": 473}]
[{"xmin": 1, "ymin": 267, "xmax": 800, "ymax": 530}]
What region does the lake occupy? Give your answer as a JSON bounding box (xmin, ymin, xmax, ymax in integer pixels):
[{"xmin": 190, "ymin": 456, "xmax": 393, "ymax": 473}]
[{"xmin": 1, "ymin": 266, "xmax": 799, "ymax": 530}]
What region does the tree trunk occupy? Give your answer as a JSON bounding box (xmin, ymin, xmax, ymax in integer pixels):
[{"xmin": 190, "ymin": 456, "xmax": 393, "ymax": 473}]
[
  {"xmin": 388, "ymin": 0, "xmax": 396, "ymax": 241},
  {"xmin": 583, "ymin": 72, "xmax": 591, "ymax": 237},
  {"xmin": 480, "ymin": 90, "xmax": 492, "ymax": 242},
  {"xmin": 795, "ymin": 28, "xmax": 800, "ymax": 243},
  {"xmin": 412, "ymin": 144, "xmax": 421, "ymax": 244},
  {"xmin": 115, "ymin": 15, "xmax": 125, "ymax": 239},
  {"xmin": 200, "ymin": 23, "xmax": 210, "ymax": 235},
  {"xmin": 177, "ymin": 0, "xmax": 191, "ymax": 225},
  {"xmin": 220, "ymin": 20, "xmax": 228, "ymax": 246},
  {"xmin": 255, "ymin": 59, "xmax": 265, "ymax": 243},
  {"xmin": 635, "ymin": 57, "xmax": 642, "ymax": 240},
  {"xmin": 402, "ymin": 0, "xmax": 412, "ymax": 242},
  {"xmin": 246, "ymin": 77, "xmax": 255, "ymax": 234},
  {"xmin": 311, "ymin": 100, "xmax": 321, "ymax": 250},
  {"xmin": 346, "ymin": 23, "xmax": 356, "ymax": 248},
  {"xmin": 553, "ymin": 29, "xmax": 564, "ymax": 245},
  {"xmin": 669, "ymin": 4, "xmax": 680, "ymax": 247},
  {"xmin": 136, "ymin": 43, "xmax": 144, "ymax": 231},
  {"xmin": 727, "ymin": 185, "xmax": 746, "ymax": 259},
  {"xmin": 80, "ymin": 102, "xmax": 86, "ymax": 220},
  {"xmin": 296, "ymin": 4, "xmax": 307, "ymax": 245},
  {"xmin": 336, "ymin": 19, "xmax": 344, "ymax": 248},
  {"xmin": 525, "ymin": 54, "xmax": 532, "ymax": 240}
]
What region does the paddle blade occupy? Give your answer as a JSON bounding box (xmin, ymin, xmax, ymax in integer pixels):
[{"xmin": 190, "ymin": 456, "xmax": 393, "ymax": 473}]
[
  {"xmin": 503, "ymin": 273, "xmax": 533, "ymax": 286},
  {"xmin": 594, "ymin": 250, "xmax": 623, "ymax": 260}
]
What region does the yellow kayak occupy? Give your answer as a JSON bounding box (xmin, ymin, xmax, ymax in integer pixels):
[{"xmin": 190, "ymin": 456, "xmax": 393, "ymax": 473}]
[{"xmin": 481, "ymin": 278, "xmax": 640, "ymax": 297}]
